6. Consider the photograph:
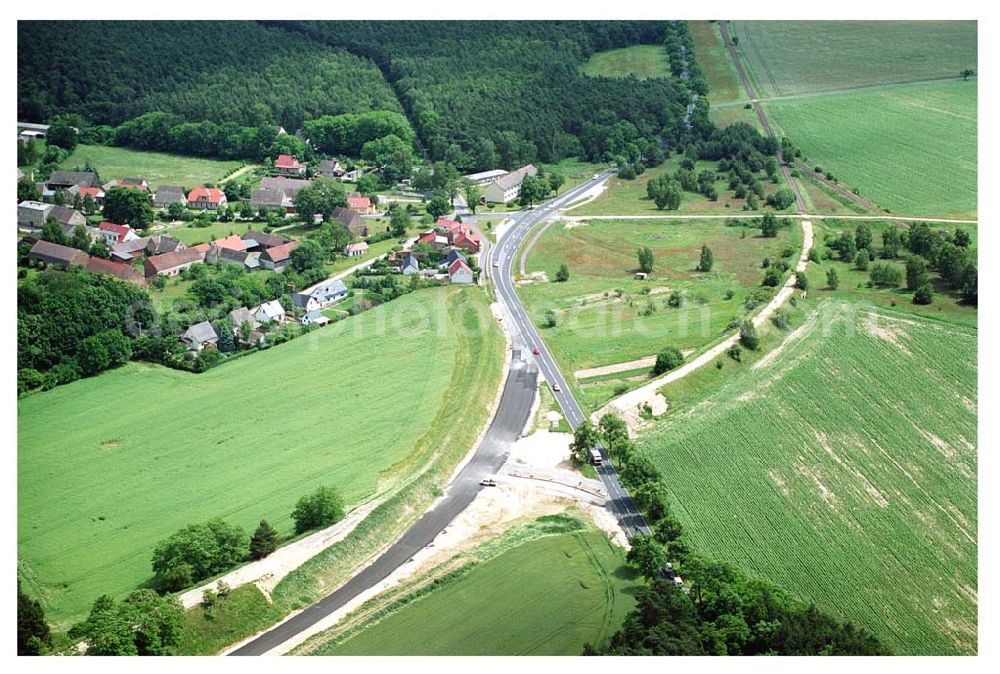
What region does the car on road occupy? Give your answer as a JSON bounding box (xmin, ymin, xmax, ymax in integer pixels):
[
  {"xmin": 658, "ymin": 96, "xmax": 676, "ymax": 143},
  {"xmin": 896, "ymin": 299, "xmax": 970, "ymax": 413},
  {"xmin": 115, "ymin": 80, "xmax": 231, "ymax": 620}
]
[
  {"xmin": 493, "ymin": 260, "xmax": 499, "ymax": 267},
  {"xmin": 592, "ymin": 174, "xmax": 599, "ymax": 180},
  {"xmin": 552, "ymin": 383, "xmax": 561, "ymax": 392},
  {"xmin": 479, "ymin": 478, "xmax": 497, "ymax": 487},
  {"xmin": 532, "ymin": 346, "xmax": 541, "ymax": 355}
]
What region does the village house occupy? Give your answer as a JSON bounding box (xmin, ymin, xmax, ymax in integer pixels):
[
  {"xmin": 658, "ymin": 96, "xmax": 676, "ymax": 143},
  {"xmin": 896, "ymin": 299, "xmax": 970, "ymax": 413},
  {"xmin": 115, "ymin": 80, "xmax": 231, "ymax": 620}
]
[
  {"xmin": 347, "ymin": 195, "xmax": 375, "ymax": 215},
  {"xmin": 85, "ymin": 256, "xmax": 145, "ymax": 285},
  {"xmin": 143, "ymin": 248, "xmax": 204, "ymax": 278},
  {"xmin": 274, "ymin": 154, "xmax": 306, "ymax": 176},
  {"xmin": 448, "ymin": 258, "xmax": 474, "ymax": 284},
  {"xmin": 441, "ymin": 249, "xmax": 468, "ymax": 270},
  {"xmin": 463, "ymin": 169, "xmax": 508, "ymax": 186},
  {"xmin": 242, "ymin": 229, "xmax": 289, "ymax": 251},
  {"xmin": 260, "ymin": 240, "xmax": 300, "ymax": 272},
  {"xmin": 48, "ymin": 205, "xmax": 87, "ymax": 230},
  {"xmin": 484, "ymin": 164, "xmax": 538, "ymax": 203},
  {"xmin": 145, "ymin": 235, "xmax": 186, "ymax": 256},
  {"xmin": 293, "ymin": 278, "xmax": 348, "ymax": 312},
  {"xmin": 300, "ymin": 309, "xmax": 331, "ymax": 326},
  {"xmin": 254, "ymin": 299, "xmax": 286, "ymax": 324},
  {"xmin": 250, "ymin": 187, "xmax": 292, "ymax": 213},
  {"xmin": 111, "ymin": 237, "xmax": 152, "ymax": 262},
  {"xmin": 28, "ymin": 240, "xmax": 90, "ymax": 268},
  {"xmin": 18, "ymin": 200, "xmax": 52, "ymax": 228},
  {"xmin": 46, "ymin": 170, "xmax": 99, "ymax": 190},
  {"xmin": 401, "ymin": 253, "xmax": 420, "ymax": 275},
  {"xmin": 70, "ymin": 185, "xmax": 105, "ymax": 206},
  {"xmin": 187, "ymin": 186, "xmax": 227, "ymax": 210},
  {"xmin": 182, "ymin": 321, "xmax": 218, "ymax": 352},
  {"xmin": 208, "ymin": 245, "xmax": 261, "ymax": 271},
  {"xmin": 331, "ymin": 207, "xmax": 368, "ymax": 238},
  {"xmin": 344, "ymin": 242, "xmax": 369, "ymax": 257},
  {"xmin": 98, "ymin": 221, "xmax": 141, "ymax": 248},
  {"xmin": 316, "ymin": 159, "xmax": 346, "ymax": 179},
  {"xmin": 104, "ymin": 177, "xmax": 149, "ymax": 192},
  {"xmin": 153, "ymin": 186, "xmax": 187, "ymax": 209},
  {"xmin": 228, "ymin": 306, "xmax": 260, "ymax": 332}
]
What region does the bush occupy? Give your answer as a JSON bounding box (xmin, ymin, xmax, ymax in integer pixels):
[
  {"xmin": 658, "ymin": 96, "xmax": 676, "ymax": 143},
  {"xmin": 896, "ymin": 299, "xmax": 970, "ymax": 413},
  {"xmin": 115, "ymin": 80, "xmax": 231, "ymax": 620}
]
[
  {"xmin": 869, "ymin": 262, "xmax": 903, "ymax": 288},
  {"xmin": 739, "ymin": 321, "xmax": 759, "ymax": 350},
  {"xmin": 543, "ymin": 309, "xmax": 558, "ymax": 328},
  {"xmin": 292, "ymin": 486, "xmax": 345, "ymax": 534},
  {"xmin": 913, "ymin": 283, "xmax": 933, "ymax": 305},
  {"xmin": 249, "ymin": 520, "xmax": 280, "ymax": 560},
  {"xmin": 653, "ymin": 347, "xmax": 684, "ymax": 375},
  {"xmin": 151, "ymin": 519, "xmax": 248, "ymax": 592}
]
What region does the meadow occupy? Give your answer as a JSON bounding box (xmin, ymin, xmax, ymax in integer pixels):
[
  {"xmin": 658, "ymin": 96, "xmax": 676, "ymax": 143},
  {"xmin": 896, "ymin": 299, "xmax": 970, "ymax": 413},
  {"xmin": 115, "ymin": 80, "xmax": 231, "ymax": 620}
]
[
  {"xmin": 570, "ymin": 157, "xmax": 788, "ymax": 217},
  {"xmin": 640, "ymin": 301, "xmax": 978, "ymax": 654},
  {"xmin": 302, "ymin": 525, "xmax": 637, "ymax": 655},
  {"xmin": 731, "ymin": 20, "xmax": 977, "ymax": 98},
  {"xmin": 769, "ymin": 80, "xmax": 977, "ymax": 217},
  {"xmin": 18, "ymin": 287, "xmax": 500, "ymax": 629},
  {"xmin": 59, "ymin": 144, "xmax": 242, "ymax": 190},
  {"xmin": 580, "ymin": 44, "xmax": 672, "ymax": 80},
  {"xmin": 518, "ymin": 217, "xmax": 799, "ymax": 409}
]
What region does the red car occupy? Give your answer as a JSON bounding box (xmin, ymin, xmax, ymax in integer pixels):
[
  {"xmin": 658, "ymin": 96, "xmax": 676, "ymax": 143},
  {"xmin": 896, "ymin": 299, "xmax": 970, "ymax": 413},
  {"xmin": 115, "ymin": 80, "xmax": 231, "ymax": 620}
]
[{"xmin": 533, "ymin": 346, "xmax": 541, "ymax": 355}]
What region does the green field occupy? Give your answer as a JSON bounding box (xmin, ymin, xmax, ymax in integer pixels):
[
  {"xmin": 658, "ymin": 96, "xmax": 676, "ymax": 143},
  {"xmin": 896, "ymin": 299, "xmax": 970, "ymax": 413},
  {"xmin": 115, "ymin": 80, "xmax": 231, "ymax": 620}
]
[
  {"xmin": 18, "ymin": 287, "xmax": 499, "ymax": 629},
  {"xmin": 580, "ymin": 44, "xmax": 671, "ymax": 80},
  {"xmin": 732, "ymin": 21, "xmax": 977, "ymax": 98},
  {"xmin": 518, "ymin": 217, "xmax": 799, "ymax": 408},
  {"xmin": 571, "ymin": 157, "xmax": 788, "ymax": 217},
  {"xmin": 160, "ymin": 220, "xmax": 261, "ymax": 246},
  {"xmin": 639, "ymin": 301, "xmax": 977, "ymax": 654},
  {"xmin": 59, "ymin": 144, "xmax": 242, "ymax": 190},
  {"xmin": 303, "ymin": 525, "xmax": 637, "ymax": 655},
  {"xmin": 770, "ymin": 80, "xmax": 977, "ymax": 217}
]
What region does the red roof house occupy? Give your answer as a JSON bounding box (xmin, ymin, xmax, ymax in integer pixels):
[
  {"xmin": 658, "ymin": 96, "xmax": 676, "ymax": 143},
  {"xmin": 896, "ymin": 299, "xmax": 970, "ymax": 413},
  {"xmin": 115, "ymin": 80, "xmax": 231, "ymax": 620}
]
[
  {"xmin": 347, "ymin": 195, "xmax": 373, "ymax": 214},
  {"xmin": 448, "ymin": 259, "xmax": 474, "ymax": 284},
  {"xmin": 274, "ymin": 154, "xmax": 305, "ymax": 176},
  {"xmin": 212, "ymin": 234, "xmax": 248, "ymax": 251},
  {"xmin": 98, "ymin": 221, "xmax": 139, "ymax": 246},
  {"xmin": 187, "ymin": 187, "xmax": 227, "ymax": 210}
]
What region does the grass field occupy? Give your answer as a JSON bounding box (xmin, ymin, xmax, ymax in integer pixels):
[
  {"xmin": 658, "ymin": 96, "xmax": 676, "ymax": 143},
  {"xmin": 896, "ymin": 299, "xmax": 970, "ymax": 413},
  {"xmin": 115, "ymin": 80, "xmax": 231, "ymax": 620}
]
[
  {"xmin": 59, "ymin": 144, "xmax": 242, "ymax": 190},
  {"xmin": 690, "ymin": 21, "xmax": 742, "ymax": 105},
  {"xmin": 160, "ymin": 221, "xmax": 262, "ymax": 246},
  {"xmin": 580, "ymin": 45, "xmax": 671, "ymax": 80},
  {"xmin": 18, "ymin": 287, "xmax": 499, "ymax": 630},
  {"xmin": 639, "ymin": 301, "xmax": 977, "ymax": 654},
  {"xmin": 518, "ymin": 217, "xmax": 798, "ymax": 409},
  {"xmin": 571, "ymin": 157, "xmax": 788, "ymax": 217},
  {"xmin": 732, "ymin": 21, "xmax": 977, "ymax": 98},
  {"xmin": 769, "ymin": 80, "xmax": 977, "ymax": 217},
  {"xmin": 302, "ymin": 523, "xmax": 637, "ymax": 655}
]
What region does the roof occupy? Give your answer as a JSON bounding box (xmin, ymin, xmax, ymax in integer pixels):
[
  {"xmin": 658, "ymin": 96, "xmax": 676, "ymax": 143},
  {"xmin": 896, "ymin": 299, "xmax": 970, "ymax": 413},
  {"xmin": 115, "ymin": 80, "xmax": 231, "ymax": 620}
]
[
  {"xmin": 85, "ymin": 256, "xmax": 142, "ymax": 283},
  {"xmin": 145, "ymin": 235, "xmax": 184, "ymax": 255},
  {"xmin": 260, "ymin": 176, "xmax": 311, "ymax": 196},
  {"xmin": 345, "ymin": 242, "xmax": 369, "ymax": 253},
  {"xmin": 144, "ymin": 248, "xmax": 203, "ymax": 275},
  {"xmin": 99, "ymin": 221, "xmax": 134, "ymax": 243},
  {"xmin": 115, "ymin": 177, "xmax": 149, "ymax": 190},
  {"xmin": 153, "ymin": 185, "xmax": 186, "ymax": 204},
  {"xmin": 331, "ymin": 207, "xmax": 364, "ymax": 231},
  {"xmin": 416, "ymin": 231, "xmax": 436, "ymax": 245},
  {"xmin": 449, "ymin": 259, "xmax": 473, "ymax": 276},
  {"xmin": 347, "ymin": 196, "xmax": 371, "ymax": 209},
  {"xmin": 402, "ymin": 254, "xmax": 419, "ymax": 269},
  {"xmin": 111, "ymin": 237, "xmax": 151, "ymax": 259},
  {"xmin": 187, "ymin": 187, "xmax": 224, "ymax": 204},
  {"xmin": 250, "ymin": 187, "xmax": 287, "ymax": 207},
  {"xmin": 77, "ymin": 186, "xmax": 104, "ymax": 199},
  {"xmin": 262, "ymin": 240, "xmax": 300, "ymax": 263},
  {"xmin": 317, "ymin": 159, "xmax": 343, "ymax": 172},
  {"xmin": 255, "ymin": 300, "xmax": 285, "ymax": 319},
  {"xmin": 49, "ymin": 206, "xmax": 84, "ymax": 225},
  {"xmin": 491, "ymin": 164, "xmax": 538, "ymax": 191},
  {"xmin": 275, "ymin": 154, "xmax": 302, "ymax": 169},
  {"xmin": 47, "ymin": 170, "xmax": 98, "ymax": 187},
  {"xmin": 29, "ymin": 240, "xmax": 89, "ymax": 266},
  {"xmin": 19, "ymin": 200, "xmax": 51, "ymax": 212},
  {"xmin": 464, "ymin": 169, "xmax": 509, "ymax": 183},
  {"xmin": 243, "ymin": 229, "xmax": 288, "ymax": 249},
  {"xmin": 183, "ymin": 321, "xmax": 218, "ymax": 345},
  {"xmin": 212, "ymin": 234, "xmax": 247, "ymax": 251},
  {"xmin": 228, "ymin": 306, "xmax": 258, "ymax": 328},
  {"xmin": 445, "ymin": 250, "xmax": 468, "ymax": 264},
  {"xmin": 294, "ymin": 278, "xmax": 348, "ymax": 307}
]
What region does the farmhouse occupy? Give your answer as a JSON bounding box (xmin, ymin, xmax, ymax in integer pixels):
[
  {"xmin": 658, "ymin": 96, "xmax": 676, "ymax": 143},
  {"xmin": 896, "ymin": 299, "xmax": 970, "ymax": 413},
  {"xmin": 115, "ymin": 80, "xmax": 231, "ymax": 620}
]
[
  {"xmin": 187, "ymin": 187, "xmax": 227, "ymax": 210},
  {"xmin": 143, "ymin": 248, "xmax": 203, "ymax": 278},
  {"xmin": 28, "ymin": 240, "xmax": 89, "ymax": 268},
  {"xmin": 301, "ymin": 309, "xmax": 331, "ymax": 326},
  {"xmin": 316, "ymin": 159, "xmax": 346, "ymax": 178},
  {"xmin": 18, "ymin": 200, "xmax": 52, "ymax": 228},
  {"xmin": 254, "ymin": 300, "xmax": 285, "ymax": 324},
  {"xmin": 347, "ymin": 195, "xmax": 375, "ymax": 214},
  {"xmin": 250, "ymin": 187, "xmax": 292, "ymax": 213},
  {"xmin": 293, "ymin": 278, "xmax": 348, "ymax": 312},
  {"xmin": 274, "ymin": 154, "xmax": 305, "ymax": 176},
  {"xmin": 17, "ymin": 121, "xmax": 49, "ymax": 141},
  {"xmin": 105, "ymin": 177, "xmax": 149, "ymax": 192},
  {"xmin": 110, "ymin": 237, "xmax": 152, "ymax": 262},
  {"xmin": 153, "ymin": 185, "xmax": 187, "ymax": 209},
  {"xmin": 145, "ymin": 235, "xmax": 186, "ymax": 256},
  {"xmin": 48, "ymin": 205, "xmax": 86, "ymax": 229},
  {"xmin": 484, "ymin": 164, "xmax": 538, "ymax": 203},
  {"xmin": 401, "ymin": 254, "xmax": 420, "ymax": 276},
  {"xmin": 345, "ymin": 242, "xmax": 368, "ymax": 257},
  {"xmin": 260, "ymin": 240, "xmax": 300, "ymax": 272},
  {"xmin": 448, "ymin": 259, "xmax": 474, "ymax": 284},
  {"xmin": 228, "ymin": 306, "xmax": 260, "ymax": 331},
  {"xmin": 71, "ymin": 185, "xmax": 105, "ymax": 205},
  {"xmin": 332, "ymin": 207, "xmax": 368, "ymax": 238},
  {"xmin": 260, "ymin": 176, "xmax": 312, "ymax": 197},
  {"xmin": 85, "ymin": 256, "xmax": 145, "ymax": 285},
  {"xmin": 181, "ymin": 321, "xmax": 218, "ymax": 352},
  {"xmin": 98, "ymin": 221, "xmax": 140, "ymax": 247},
  {"xmin": 46, "ymin": 170, "xmax": 99, "ymax": 189},
  {"xmin": 243, "ymin": 229, "xmax": 289, "ymax": 251}
]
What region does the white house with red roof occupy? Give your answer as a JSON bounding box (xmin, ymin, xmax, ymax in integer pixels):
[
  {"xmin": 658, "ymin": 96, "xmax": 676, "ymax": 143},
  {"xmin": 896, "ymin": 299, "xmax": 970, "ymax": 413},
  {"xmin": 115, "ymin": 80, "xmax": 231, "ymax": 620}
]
[
  {"xmin": 344, "ymin": 242, "xmax": 369, "ymax": 257},
  {"xmin": 347, "ymin": 195, "xmax": 374, "ymax": 214},
  {"xmin": 187, "ymin": 187, "xmax": 227, "ymax": 210},
  {"xmin": 274, "ymin": 154, "xmax": 305, "ymax": 176},
  {"xmin": 448, "ymin": 258, "xmax": 474, "ymax": 284},
  {"xmin": 98, "ymin": 221, "xmax": 140, "ymax": 247}
]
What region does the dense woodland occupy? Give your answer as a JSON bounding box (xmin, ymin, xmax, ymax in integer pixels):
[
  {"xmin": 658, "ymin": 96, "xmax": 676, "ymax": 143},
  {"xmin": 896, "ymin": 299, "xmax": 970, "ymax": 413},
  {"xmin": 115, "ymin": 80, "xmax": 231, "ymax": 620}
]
[{"xmin": 17, "ymin": 21, "xmax": 400, "ymax": 128}]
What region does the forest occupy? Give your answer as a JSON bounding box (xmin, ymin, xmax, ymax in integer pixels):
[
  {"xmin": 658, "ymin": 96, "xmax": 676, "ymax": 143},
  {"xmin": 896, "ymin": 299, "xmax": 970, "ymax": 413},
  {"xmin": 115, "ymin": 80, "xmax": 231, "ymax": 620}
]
[{"xmin": 17, "ymin": 21, "xmax": 400, "ymax": 128}]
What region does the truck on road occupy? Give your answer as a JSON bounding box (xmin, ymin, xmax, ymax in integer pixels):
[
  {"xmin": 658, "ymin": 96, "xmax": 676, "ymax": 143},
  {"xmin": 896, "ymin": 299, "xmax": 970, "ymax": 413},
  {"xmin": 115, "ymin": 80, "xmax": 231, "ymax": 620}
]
[{"xmin": 588, "ymin": 447, "xmax": 603, "ymax": 466}]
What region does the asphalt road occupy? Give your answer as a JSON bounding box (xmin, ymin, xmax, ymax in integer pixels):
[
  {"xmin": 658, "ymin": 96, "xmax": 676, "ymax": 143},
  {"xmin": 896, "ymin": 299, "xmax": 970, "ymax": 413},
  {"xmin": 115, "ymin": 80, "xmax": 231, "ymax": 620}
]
[
  {"xmin": 489, "ymin": 171, "xmax": 650, "ymax": 538},
  {"xmin": 230, "ymin": 359, "xmax": 538, "ymax": 655}
]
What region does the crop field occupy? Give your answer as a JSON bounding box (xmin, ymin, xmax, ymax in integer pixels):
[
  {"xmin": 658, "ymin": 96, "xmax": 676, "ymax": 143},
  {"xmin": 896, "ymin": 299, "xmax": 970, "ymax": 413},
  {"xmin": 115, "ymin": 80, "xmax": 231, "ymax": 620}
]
[
  {"xmin": 59, "ymin": 144, "xmax": 242, "ymax": 190},
  {"xmin": 571, "ymin": 157, "xmax": 787, "ymax": 217},
  {"xmin": 639, "ymin": 301, "xmax": 977, "ymax": 654},
  {"xmin": 304, "ymin": 527, "xmax": 637, "ymax": 655},
  {"xmin": 518, "ymin": 217, "xmax": 799, "ymax": 408},
  {"xmin": 18, "ymin": 287, "xmax": 500, "ymax": 629},
  {"xmin": 732, "ymin": 21, "xmax": 977, "ymax": 98},
  {"xmin": 580, "ymin": 45, "xmax": 671, "ymax": 80},
  {"xmin": 769, "ymin": 80, "xmax": 977, "ymax": 218}
]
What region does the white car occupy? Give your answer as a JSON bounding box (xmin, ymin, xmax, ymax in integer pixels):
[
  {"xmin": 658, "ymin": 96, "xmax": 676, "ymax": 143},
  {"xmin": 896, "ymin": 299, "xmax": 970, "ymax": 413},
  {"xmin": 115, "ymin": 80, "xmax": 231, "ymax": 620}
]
[
  {"xmin": 552, "ymin": 383, "xmax": 561, "ymax": 392},
  {"xmin": 592, "ymin": 174, "xmax": 600, "ymax": 180},
  {"xmin": 492, "ymin": 260, "xmax": 499, "ymax": 267}
]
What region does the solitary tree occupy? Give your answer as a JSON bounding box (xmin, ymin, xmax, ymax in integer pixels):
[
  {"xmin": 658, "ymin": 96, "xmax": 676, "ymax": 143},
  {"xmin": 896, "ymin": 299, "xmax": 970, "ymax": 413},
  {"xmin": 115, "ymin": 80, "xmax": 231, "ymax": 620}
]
[
  {"xmin": 543, "ymin": 309, "xmax": 558, "ymax": 328},
  {"xmin": 826, "ymin": 267, "xmax": 839, "ymax": 290},
  {"xmin": 760, "ymin": 211, "xmax": 779, "ymax": 237},
  {"xmin": 739, "ymin": 321, "xmax": 759, "ymax": 350},
  {"xmin": 637, "ymin": 246, "xmax": 654, "ymax": 274},
  {"xmin": 555, "ymin": 263, "xmax": 570, "ymax": 282},
  {"xmin": 653, "ymin": 347, "xmax": 684, "ymax": 375},
  {"xmin": 249, "ymin": 520, "xmax": 280, "ymax": 560},
  {"xmin": 961, "ymin": 68, "xmax": 975, "ymax": 80},
  {"xmin": 292, "ymin": 486, "xmax": 345, "ymax": 534},
  {"xmin": 426, "ymin": 194, "xmax": 451, "ymax": 220},
  {"xmin": 570, "ymin": 419, "xmax": 599, "ymax": 464},
  {"xmin": 697, "ymin": 244, "xmax": 714, "ymax": 272},
  {"xmin": 913, "ymin": 283, "xmax": 933, "ymax": 305}
]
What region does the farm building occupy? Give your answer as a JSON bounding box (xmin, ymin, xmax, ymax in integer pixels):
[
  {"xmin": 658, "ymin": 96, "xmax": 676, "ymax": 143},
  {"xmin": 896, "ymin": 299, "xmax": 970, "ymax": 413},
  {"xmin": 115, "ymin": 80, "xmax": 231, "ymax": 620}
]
[
  {"xmin": 345, "ymin": 242, "xmax": 369, "ymax": 257},
  {"xmin": 300, "ymin": 309, "xmax": 331, "ymax": 326},
  {"xmin": 293, "ymin": 279, "xmax": 348, "ymax": 312},
  {"xmin": 274, "ymin": 154, "xmax": 305, "ymax": 176},
  {"xmin": 187, "ymin": 187, "xmax": 227, "ymax": 210},
  {"xmin": 46, "ymin": 170, "xmax": 99, "ymax": 189},
  {"xmin": 484, "ymin": 165, "xmax": 538, "ymax": 203},
  {"xmin": 243, "ymin": 229, "xmax": 289, "ymax": 251},
  {"xmin": 143, "ymin": 249, "xmax": 204, "ymax": 278},
  {"xmin": 316, "ymin": 159, "xmax": 346, "ymax": 178},
  {"xmin": 260, "ymin": 241, "xmax": 300, "ymax": 272},
  {"xmin": 153, "ymin": 186, "xmax": 187, "ymax": 209},
  {"xmin": 28, "ymin": 240, "xmax": 89, "ymax": 268},
  {"xmin": 254, "ymin": 300, "xmax": 286, "ymax": 324},
  {"xmin": 182, "ymin": 321, "xmax": 218, "ymax": 352},
  {"xmin": 18, "ymin": 200, "xmax": 52, "ymax": 228},
  {"xmin": 448, "ymin": 259, "xmax": 474, "ymax": 284}
]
